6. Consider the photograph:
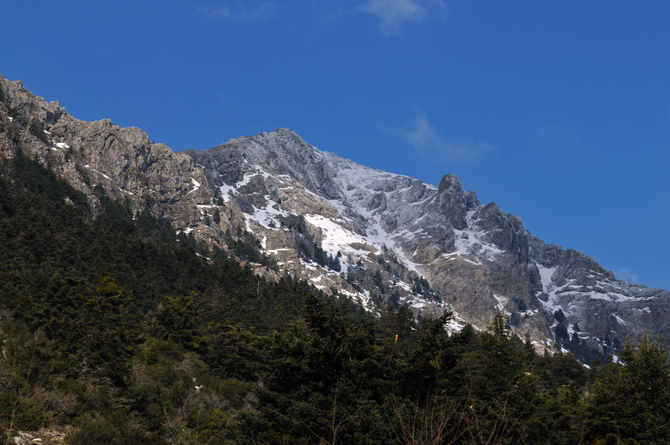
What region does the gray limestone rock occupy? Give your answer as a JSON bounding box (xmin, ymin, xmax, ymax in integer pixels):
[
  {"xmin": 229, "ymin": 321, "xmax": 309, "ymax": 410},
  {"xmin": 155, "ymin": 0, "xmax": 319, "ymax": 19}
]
[{"xmin": 3, "ymin": 74, "xmax": 670, "ymax": 360}]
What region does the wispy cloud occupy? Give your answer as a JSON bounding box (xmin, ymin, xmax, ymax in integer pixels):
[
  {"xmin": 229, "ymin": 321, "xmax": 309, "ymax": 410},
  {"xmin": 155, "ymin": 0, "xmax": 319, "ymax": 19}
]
[
  {"xmin": 617, "ymin": 268, "xmax": 639, "ymax": 284},
  {"xmin": 198, "ymin": 3, "xmax": 276, "ymax": 23},
  {"xmin": 385, "ymin": 109, "xmax": 497, "ymax": 163},
  {"xmin": 533, "ymin": 125, "xmax": 582, "ymax": 152},
  {"xmin": 359, "ymin": 0, "xmax": 446, "ymax": 34}
]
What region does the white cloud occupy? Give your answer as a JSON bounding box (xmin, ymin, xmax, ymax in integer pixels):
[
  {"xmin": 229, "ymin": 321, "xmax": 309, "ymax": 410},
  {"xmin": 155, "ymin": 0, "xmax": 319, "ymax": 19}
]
[
  {"xmin": 617, "ymin": 269, "xmax": 639, "ymax": 284},
  {"xmin": 198, "ymin": 3, "xmax": 276, "ymax": 23},
  {"xmin": 533, "ymin": 125, "xmax": 582, "ymax": 152},
  {"xmin": 359, "ymin": 0, "xmax": 446, "ymax": 34},
  {"xmin": 386, "ymin": 109, "xmax": 497, "ymax": 163}
]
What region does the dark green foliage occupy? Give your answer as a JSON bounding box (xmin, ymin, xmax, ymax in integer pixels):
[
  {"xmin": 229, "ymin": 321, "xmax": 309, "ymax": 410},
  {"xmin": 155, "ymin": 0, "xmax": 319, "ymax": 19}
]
[
  {"xmin": 313, "ymin": 244, "xmax": 341, "ymax": 271},
  {"xmin": 571, "ymin": 331, "xmax": 581, "ymax": 345},
  {"xmin": 223, "ymin": 229, "xmax": 277, "ymax": 270},
  {"xmin": 554, "ymin": 308, "xmax": 567, "ymax": 325},
  {"xmin": 236, "ymin": 295, "xmax": 389, "ymax": 444},
  {"xmin": 583, "ymin": 337, "xmax": 670, "ymax": 444},
  {"xmin": 388, "ymin": 290, "xmax": 400, "ymax": 308},
  {"xmin": 1, "ymin": 150, "xmax": 669, "ymax": 443},
  {"xmin": 536, "ymin": 352, "xmax": 588, "ymax": 395},
  {"xmin": 395, "ymin": 313, "xmax": 452, "ymax": 399},
  {"xmin": 134, "ymin": 206, "xmax": 176, "ymax": 243},
  {"xmin": 373, "ymin": 269, "xmax": 385, "ymax": 293},
  {"xmin": 213, "ymin": 187, "xmax": 225, "ymax": 206},
  {"xmin": 67, "ymin": 417, "xmax": 120, "ymax": 445},
  {"xmin": 555, "ymin": 326, "xmax": 568, "ymax": 345},
  {"xmin": 8, "ymin": 148, "xmax": 89, "ymax": 214},
  {"xmin": 281, "ymin": 214, "xmax": 340, "ymax": 271},
  {"xmin": 7, "ymin": 105, "xmax": 29, "ymax": 127},
  {"xmin": 554, "ymin": 308, "xmax": 570, "ymax": 342},
  {"xmin": 518, "ymin": 297, "xmax": 527, "ymax": 311},
  {"xmin": 509, "ymin": 311, "xmax": 520, "ymax": 326},
  {"xmin": 411, "ymin": 275, "xmax": 440, "ymax": 301},
  {"xmin": 378, "ymin": 303, "xmax": 418, "ymax": 353},
  {"xmin": 150, "ymin": 295, "xmax": 200, "ymax": 352},
  {"xmin": 29, "ymin": 119, "xmax": 49, "ymax": 144},
  {"xmin": 0, "ymin": 153, "xmax": 321, "ymax": 441}
]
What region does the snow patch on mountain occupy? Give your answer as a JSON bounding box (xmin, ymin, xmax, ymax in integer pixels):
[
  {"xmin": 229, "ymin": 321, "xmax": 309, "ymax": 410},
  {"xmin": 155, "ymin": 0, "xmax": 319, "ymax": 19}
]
[
  {"xmin": 180, "ymin": 128, "xmax": 670, "ymax": 359},
  {"xmin": 188, "ymin": 179, "xmax": 200, "ymax": 194}
]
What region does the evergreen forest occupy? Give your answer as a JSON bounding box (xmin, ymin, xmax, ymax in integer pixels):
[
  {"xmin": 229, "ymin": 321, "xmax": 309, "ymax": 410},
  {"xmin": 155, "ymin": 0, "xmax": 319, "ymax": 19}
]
[{"xmin": 1, "ymin": 149, "xmax": 669, "ymax": 444}]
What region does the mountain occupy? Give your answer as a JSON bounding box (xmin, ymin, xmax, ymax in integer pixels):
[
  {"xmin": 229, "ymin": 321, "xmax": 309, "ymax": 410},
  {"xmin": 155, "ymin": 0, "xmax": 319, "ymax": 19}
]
[{"xmin": 1, "ymin": 75, "xmax": 667, "ymax": 362}]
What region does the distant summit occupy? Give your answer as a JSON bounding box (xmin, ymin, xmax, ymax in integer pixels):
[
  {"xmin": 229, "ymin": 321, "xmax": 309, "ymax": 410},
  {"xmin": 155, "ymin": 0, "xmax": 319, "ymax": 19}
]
[{"xmin": 2, "ymin": 74, "xmax": 668, "ymax": 362}]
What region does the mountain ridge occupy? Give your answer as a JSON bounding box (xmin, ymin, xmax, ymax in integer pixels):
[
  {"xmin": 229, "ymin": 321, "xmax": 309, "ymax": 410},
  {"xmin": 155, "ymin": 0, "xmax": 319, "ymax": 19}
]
[{"xmin": 1, "ymin": 74, "xmax": 666, "ymax": 362}]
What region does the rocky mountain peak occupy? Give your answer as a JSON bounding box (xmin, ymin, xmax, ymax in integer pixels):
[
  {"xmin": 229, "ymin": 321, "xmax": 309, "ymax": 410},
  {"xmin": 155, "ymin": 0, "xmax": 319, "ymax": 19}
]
[
  {"xmin": 3, "ymin": 75, "xmax": 670, "ymax": 363},
  {"xmin": 433, "ymin": 173, "xmax": 478, "ymax": 230},
  {"xmin": 437, "ymin": 173, "xmax": 462, "ymax": 194}
]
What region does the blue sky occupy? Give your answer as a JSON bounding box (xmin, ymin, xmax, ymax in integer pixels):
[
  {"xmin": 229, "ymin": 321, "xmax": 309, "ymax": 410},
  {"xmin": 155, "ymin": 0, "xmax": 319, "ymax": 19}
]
[{"xmin": 2, "ymin": 1, "xmax": 669, "ymax": 289}]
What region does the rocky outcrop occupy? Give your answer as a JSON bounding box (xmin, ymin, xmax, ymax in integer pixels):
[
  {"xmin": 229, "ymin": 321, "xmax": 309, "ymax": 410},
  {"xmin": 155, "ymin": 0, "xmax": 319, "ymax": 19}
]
[
  {"xmin": 12, "ymin": 427, "xmax": 70, "ymax": 444},
  {"xmin": 2, "ymin": 74, "xmax": 668, "ymax": 361},
  {"xmin": 0, "ymin": 76, "xmax": 216, "ymax": 241}
]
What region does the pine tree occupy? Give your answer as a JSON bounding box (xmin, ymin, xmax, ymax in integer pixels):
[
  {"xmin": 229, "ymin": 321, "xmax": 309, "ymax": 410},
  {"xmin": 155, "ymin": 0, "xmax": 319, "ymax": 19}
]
[{"xmin": 583, "ymin": 336, "xmax": 670, "ymax": 444}]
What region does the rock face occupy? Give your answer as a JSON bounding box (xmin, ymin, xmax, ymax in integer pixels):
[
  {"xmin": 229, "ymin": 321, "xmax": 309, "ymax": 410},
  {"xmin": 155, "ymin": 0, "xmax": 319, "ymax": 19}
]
[
  {"xmin": 1, "ymin": 74, "xmax": 668, "ymax": 360},
  {"xmin": 12, "ymin": 428, "xmax": 70, "ymax": 444},
  {"xmin": 0, "ymin": 76, "xmax": 216, "ymax": 240}
]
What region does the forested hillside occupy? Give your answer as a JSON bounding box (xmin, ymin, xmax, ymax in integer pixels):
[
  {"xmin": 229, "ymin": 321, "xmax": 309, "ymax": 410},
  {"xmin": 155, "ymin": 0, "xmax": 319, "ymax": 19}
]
[{"xmin": 1, "ymin": 150, "xmax": 669, "ymax": 444}]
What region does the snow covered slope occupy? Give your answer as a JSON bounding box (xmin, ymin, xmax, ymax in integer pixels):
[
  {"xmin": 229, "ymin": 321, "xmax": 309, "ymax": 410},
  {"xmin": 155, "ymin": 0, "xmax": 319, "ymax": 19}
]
[
  {"xmin": 187, "ymin": 129, "xmax": 670, "ymax": 361},
  {"xmin": 2, "ymin": 70, "xmax": 666, "ymax": 362}
]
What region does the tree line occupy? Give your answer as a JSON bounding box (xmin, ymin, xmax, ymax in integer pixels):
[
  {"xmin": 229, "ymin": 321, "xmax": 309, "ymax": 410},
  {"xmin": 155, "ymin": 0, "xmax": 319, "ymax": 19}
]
[{"xmin": 0, "ymin": 150, "xmax": 668, "ymax": 444}]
